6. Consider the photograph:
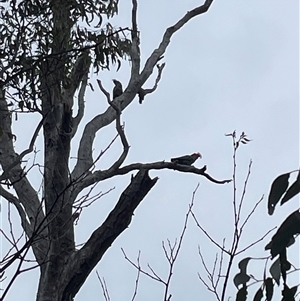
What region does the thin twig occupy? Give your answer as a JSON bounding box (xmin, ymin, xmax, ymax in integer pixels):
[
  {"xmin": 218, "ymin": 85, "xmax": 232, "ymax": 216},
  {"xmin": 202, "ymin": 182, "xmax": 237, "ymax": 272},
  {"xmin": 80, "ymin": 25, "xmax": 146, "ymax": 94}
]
[
  {"xmin": 191, "ymin": 211, "xmax": 229, "ymax": 254},
  {"xmin": 236, "ymin": 160, "xmax": 252, "ymax": 225},
  {"xmin": 235, "ymin": 227, "xmax": 276, "ymax": 255},
  {"xmin": 121, "ymin": 248, "xmax": 165, "ymax": 284},
  {"xmin": 96, "ymin": 271, "xmax": 110, "ymax": 301}
]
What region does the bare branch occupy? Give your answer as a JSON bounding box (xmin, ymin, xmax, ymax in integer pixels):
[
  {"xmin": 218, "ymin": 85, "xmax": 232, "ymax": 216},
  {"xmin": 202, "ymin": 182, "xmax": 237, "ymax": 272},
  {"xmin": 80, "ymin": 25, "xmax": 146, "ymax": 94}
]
[
  {"xmin": 191, "ymin": 211, "xmax": 229, "ymax": 254},
  {"xmin": 97, "ymin": 79, "xmax": 111, "ymax": 103},
  {"xmin": 108, "ymin": 120, "xmax": 129, "ymax": 170},
  {"xmin": 72, "ymin": 73, "xmax": 88, "ymax": 138},
  {"xmin": 131, "ymin": 252, "xmax": 141, "ymax": 301},
  {"xmin": 138, "ymin": 63, "xmax": 166, "ymax": 104},
  {"xmin": 139, "ymin": 0, "xmax": 214, "ymax": 83},
  {"xmin": 147, "ymin": 263, "xmax": 165, "ymax": 283},
  {"xmin": 236, "ymin": 160, "xmax": 253, "ymax": 225},
  {"xmin": 69, "ymin": 132, "xmax": 121, "ymax": 203},
  {"xmin": 112, "ymin": 162, "xmax": 227, "ymax": 185},
  {"xmin": 240, "ymin": 195, "xmax": 264, "ymax": 232},
  {"xmin": 198, "ymin": 272, "xmax": 217, "ymax": 295},
  {"xmin": 197, "ymin": 247, "xmax": 221, "ymax": 301},
  {"xmin": 0, "ymin": 246, "xmax": 30, "ymax": 301},
  {"xmin": 0, "ymin": 186, "xmax": 32, "ymax": 237},
  {"xmin": 121, "ymin": 185, "xmax": 199, "ymax": 301},
  {"xmin": 60, "ymin": 170, "xmax": 158, "ymax": 300},
  {"xmin": 130, "ymin": 0, "xmax": 140, "ymax": 76},
  {"xmin": 71, "ymin": 162, "xmax": 230, "ymax": 202},
  {"xmin": 121, "ymin": 248, "xmax": 165, "ymax": 283},
  {"xmin": 97, "ymin": 79, "xmax": 130, "ymax": 170},
  {"xmin": 96, "ymin": 271, "xmax": 110, "ymax": 301},
  {"xmin": 215, "ymin": 239, "xmax": 225, "ymax": 289},
  {"xmin": 235, "ymin": 227, "xmax": 276, "ymax": 256},
  {"xmin": 72, "ymin": 1, "xmax": 215, "ymax": 182}
]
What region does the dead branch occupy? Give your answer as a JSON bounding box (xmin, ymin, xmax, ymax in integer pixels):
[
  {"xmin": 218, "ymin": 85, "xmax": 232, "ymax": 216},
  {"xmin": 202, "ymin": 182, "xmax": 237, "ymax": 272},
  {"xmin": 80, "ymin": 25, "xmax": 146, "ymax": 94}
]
[
  {"xmin": 96, "ymin": 271, "xmax": 110, "ymax": 301},
  {"xmin": 236, "ymin": 160, "xmax": 252, "ymax": 226},
  {"xmin": 122, "ymin": 249, "xmax": 165, "ymax": 284},
  {"xmin": 130, "ymin": 0, "xmax": 140, "ymax": 76},
  {"xmin": 191, "ymin": 210, "xmax": 229, "ymax": 254},
  {"xmin": 60, "ymin": 169, "xmax": 158, "ymax": 300},
  {"xmin": 97, "ymin": 79, "xmax": 130, "ymax": 170},
  {"xmin": 138, "ymin": 63, "xmax": 166, "ymax": 104},
  {"xmin": 131, "ymin": 252, "xmax": 141, "ymax": 301},
  {"xmin": 235, "ymin": 227, "xmax": 276, "ymax": 256},
  {"xmin": 71, "ymin": 162, "xmax": 231, "ymax": 201},
  {"xmin": 72, "ymin": 0, "xmax": 215, "ymax": 183},
  {"xmin": 139, "ymin": 0, "xmax": 214, "ymax": 83},
  {"xmin": 120, "ymin": 186, "xmax": 198, "ymax": 301},
  {"xmin": 197, "ymin": 249, "xmax": 222, "ymax": 301}
]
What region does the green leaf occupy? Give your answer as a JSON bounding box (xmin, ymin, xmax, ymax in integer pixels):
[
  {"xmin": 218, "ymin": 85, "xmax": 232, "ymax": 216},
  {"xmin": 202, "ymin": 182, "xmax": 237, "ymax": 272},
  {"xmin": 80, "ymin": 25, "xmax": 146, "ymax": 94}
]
[
  {"xmin": 265, "ymin": 277, "xmax": 273, "ymax": 301},
  {"xmin": 236, "ymin": 285, "xmax": 247, "ymax": 301},
  {"xmin": 279, "ymin": 249, "xmax": 291, "ymax": 284},
  {"xmin": 238, "ymin": 257, "xmax": 251, "ymax": 274},
  {"xmin": 265, "ymin": 210, "xmax": 300, "ymax": 257},
  {"xmin": 253, "ymin": 287, "xmax": 263, "ymax": 301},
  {"xmin": 116, "ymin": 58, "xmax": 121, "ymax": 71},
  {"xmin": 234, "ymin": 272, "xmax": 250, "ymax": 288},
  {"xmin": 282, "ymin": 284, "xmax": 298, "ymax": 301},
  {"xmin": 268, "ymin": 173, "xmax": 290, "ymax": 215},
  {"xmin": 269, "ymin": 258, "xmax": 280, "ymax": 285},
  {"xmin": 281, "ymin": 171, "xmax": 300, "ymax": 205}
]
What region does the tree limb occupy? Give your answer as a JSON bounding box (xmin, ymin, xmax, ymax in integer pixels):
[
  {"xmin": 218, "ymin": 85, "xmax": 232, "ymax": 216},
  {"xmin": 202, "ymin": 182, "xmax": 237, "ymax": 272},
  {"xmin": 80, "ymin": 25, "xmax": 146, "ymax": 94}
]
[
  {"xmin": 96, "ymin": 79, "xmax": 130, "ymax": 171},
  {"xmin": 71, "ymin": 161, "xmax": 231, "ymax": 202},
  {"xmin": 139, "ymin": 0, "xmax": 214, "ymax": 83},
  {"xmin": 0, "ymin": 186, "xmax": 32, "ymax": 237},
  {"xmin": 72, "ymin": 73, "xmax": 88, "ymax": 138},
  {"xmin": 130, "ymin": 0, "xmax": 140, "ymax": 76},
  {"xmin": 0, "ymin": 90, "xmax": 48, "ymax": 265},
  {"xmin": 61, "ymin": 169, "xmax": 158, "ymax": 301},
  {"xmin": 138, "ymin": 63, "xmax": 166, "ymax": 104},
  {"xmin": 71, "ymin": 0, "xmax": 215, "ymax": 182}
]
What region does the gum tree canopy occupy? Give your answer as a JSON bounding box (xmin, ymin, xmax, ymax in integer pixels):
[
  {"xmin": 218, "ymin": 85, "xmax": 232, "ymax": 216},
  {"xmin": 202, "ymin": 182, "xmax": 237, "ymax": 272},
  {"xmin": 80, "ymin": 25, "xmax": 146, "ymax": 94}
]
[{"xmin": 0, "ymin": 0, "xmax": 228, "ymax": 300}]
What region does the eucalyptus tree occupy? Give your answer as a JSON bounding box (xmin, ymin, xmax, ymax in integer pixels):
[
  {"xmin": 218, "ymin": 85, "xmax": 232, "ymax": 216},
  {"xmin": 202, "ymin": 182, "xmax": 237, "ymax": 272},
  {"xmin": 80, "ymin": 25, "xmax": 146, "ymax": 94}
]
[{"xmin": 0, "ymin": 1, "xmax": 228, "ymax": 300}]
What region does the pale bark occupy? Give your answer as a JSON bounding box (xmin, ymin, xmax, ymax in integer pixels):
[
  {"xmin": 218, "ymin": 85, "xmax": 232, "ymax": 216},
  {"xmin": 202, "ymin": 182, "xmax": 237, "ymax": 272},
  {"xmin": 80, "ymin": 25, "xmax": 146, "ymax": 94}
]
[{"xmin": 0, "ymin": 1, "xmax": 217, "ymax": 300}]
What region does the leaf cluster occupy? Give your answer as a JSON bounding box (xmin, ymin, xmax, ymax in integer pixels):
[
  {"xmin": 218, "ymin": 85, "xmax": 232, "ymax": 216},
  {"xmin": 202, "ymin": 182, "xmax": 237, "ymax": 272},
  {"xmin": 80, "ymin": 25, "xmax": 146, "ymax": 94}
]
[
  {"xmin": 0, "ymin": 0, "xmax": 131, "ymax": 107},
  {"xmin": 234, "ymin": 170, "xmax": 300, "ymax": 301}
]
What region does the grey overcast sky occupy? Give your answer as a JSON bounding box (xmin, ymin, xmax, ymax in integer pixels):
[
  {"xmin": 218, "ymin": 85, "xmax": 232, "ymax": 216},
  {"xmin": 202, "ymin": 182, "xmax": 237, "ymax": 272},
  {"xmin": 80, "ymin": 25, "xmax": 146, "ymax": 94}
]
[{"xmin": 2, "ymin": 0, "xmax": 299, "ymax": 300}]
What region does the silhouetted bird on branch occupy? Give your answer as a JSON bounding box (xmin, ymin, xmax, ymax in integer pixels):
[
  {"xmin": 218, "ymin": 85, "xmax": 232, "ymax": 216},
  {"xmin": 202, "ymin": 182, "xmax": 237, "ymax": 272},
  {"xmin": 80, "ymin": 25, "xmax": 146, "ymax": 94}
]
[
  {"xmin": 171, "ymin": 152, "xmax": 202, "ymax": 165},
  {"xmin": 112, "ymin": 79, "xmax": 123, "ymax": 100}
]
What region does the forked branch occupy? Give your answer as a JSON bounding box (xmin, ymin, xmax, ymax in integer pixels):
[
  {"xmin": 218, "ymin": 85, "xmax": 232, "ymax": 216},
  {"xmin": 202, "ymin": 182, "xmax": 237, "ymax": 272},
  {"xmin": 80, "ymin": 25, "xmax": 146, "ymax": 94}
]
[{"xmin": 97, "ymin": 79, "xmax": 130, "ymax": 170}]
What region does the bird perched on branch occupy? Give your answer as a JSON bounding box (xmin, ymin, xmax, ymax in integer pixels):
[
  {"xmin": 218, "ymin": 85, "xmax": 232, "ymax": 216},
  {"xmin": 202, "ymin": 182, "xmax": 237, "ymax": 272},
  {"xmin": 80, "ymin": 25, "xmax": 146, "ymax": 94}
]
[
  {"xmin": 171, "ymin": 152, "xmax": 202, "ymax": 165},
  {"xmin": 112, "ymin": 79, "xmax": 123, "ymax": 99}
]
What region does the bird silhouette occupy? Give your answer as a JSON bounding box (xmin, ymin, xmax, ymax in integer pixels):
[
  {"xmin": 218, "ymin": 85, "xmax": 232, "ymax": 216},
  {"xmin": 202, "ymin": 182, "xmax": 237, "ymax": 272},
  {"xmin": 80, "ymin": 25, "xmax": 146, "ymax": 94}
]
[
  {"xmin": 112, "ymin": 79, "xmax": 123, "ymax": 99},
  {"xmin": 171, "ymin": 152, "xmax": 202, "ymax": 165}
]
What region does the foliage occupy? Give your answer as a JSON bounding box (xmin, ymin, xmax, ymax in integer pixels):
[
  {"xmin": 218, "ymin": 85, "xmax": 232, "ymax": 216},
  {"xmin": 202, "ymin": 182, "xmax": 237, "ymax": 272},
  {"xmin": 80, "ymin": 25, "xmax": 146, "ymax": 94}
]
[
  {"xmin": 234, "ymin": 169, "xmax": 300, "ymax": 301},
  {"xmin": 0, "ymin": 0, "xmax": 130, "ymax": 111},
  {"xmin": 0, "ymin": 1, "xmax": 218, "ymax": 300}
]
